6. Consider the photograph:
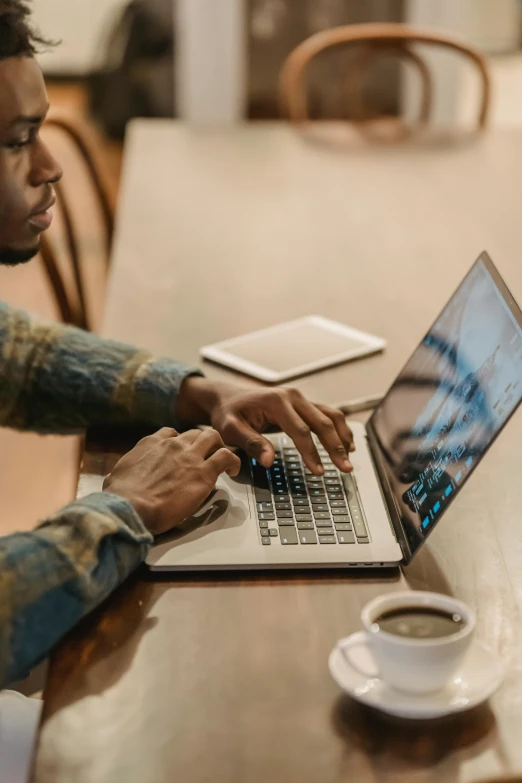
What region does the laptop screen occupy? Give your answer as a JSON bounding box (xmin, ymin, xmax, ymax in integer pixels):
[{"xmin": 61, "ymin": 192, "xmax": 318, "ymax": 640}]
[{"xmin": 368, "ymin": 253, "xmax": 522, "ymax": 559}]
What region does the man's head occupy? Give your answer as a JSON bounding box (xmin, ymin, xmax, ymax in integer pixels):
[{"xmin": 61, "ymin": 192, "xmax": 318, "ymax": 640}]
[{"xmin": 0, "ymin": 0, "xmax": 62, "ymax": 266}]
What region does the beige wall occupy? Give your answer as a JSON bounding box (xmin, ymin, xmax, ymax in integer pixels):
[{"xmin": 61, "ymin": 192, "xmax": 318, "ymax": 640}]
[{"xmin": 33, "ymin": 0, "xmax": 127, "ymax": 74}]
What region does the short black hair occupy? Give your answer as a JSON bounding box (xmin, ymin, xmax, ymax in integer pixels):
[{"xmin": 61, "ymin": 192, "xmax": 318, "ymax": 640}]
[{"xmin": 0, "ymin": 0, "xmax": 54, "ymax": 60}]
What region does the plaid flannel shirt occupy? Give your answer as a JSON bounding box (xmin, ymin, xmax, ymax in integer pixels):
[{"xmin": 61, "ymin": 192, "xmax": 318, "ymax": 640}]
[{"xmin": 0, "ymin": 301, "xmax": 201, "ymax": 687}]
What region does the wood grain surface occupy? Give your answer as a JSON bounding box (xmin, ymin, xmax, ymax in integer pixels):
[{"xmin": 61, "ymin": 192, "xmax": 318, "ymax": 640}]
[{"xmin": 34, "ymin": 122, "xmax": 522, "ymax": 783}]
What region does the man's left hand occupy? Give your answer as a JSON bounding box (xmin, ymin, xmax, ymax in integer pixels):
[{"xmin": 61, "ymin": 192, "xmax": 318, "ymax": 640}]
[{"xmin": 176, "ymin": 377, "xmax": 354, "ymax": 476}]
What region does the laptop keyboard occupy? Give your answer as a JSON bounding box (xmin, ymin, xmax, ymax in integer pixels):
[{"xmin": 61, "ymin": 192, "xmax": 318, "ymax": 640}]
[{"xmin": 251, "ymin": 436, "xmax": 369, "ymax": 546}]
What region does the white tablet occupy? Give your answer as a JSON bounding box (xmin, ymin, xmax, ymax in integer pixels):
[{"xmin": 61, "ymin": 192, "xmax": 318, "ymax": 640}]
[{"xmin": 200, "ymin": 316, "xmax": 386, "ymax": 383}]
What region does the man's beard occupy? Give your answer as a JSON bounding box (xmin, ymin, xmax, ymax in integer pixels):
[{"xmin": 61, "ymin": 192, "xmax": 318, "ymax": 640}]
[{"xmin": 0, "ymin": 244, "xmax": 39, "ymax": 267}]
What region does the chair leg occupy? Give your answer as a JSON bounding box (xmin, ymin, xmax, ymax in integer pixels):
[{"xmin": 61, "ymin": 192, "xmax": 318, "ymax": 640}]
[{"xmin": 39, "ymin": 236, "xmax": 85, "ymax": 329}]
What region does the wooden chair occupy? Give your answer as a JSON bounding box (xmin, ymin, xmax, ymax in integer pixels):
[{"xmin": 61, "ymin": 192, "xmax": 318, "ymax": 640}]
[
  {"xmin": 279, "ymin": 23, "xmax": 491, "ymax": 140},
  {"xmin": 39, "ymin": 109, "xmax": 115, "ymax": 332}
]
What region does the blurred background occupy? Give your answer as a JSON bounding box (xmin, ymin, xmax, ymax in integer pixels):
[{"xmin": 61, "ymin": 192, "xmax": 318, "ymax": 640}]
[
  {"xmin": 31, "ymin": 1, "xmax": 522, "ymax": 130},
  {"xmin": 1, "ymin": 0, "xmax": 522, "ymax": 537}
]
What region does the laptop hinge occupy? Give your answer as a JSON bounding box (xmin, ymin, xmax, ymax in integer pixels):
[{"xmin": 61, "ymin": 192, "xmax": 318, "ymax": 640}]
[{"xmin": 365, "ymin": 427, "xmax": 412, "ymax": 563}]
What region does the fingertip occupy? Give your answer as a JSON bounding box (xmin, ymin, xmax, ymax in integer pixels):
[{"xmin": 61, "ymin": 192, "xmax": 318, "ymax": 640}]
[
  {"xmin": 228, "ymin": 461, "xmax": 241, "ymax": 478},
  {"xmin": 307, "ymin": 459, "xmax": 323, "ymax": 476},
  {"xmin": 259, "ymin": 451, "xmax": 273, "ymax": 469}
]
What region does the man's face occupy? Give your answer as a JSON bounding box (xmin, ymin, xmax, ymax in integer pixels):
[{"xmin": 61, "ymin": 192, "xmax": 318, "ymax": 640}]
[{"xmin": 0, "ymin": 57, "xmax": 62, "ymax": 266}]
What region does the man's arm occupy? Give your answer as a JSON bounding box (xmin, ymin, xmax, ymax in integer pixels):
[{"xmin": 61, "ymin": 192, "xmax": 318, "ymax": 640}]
[
  {"xmin": 0, "ymin": 301, "xmax": 202, "ymax": 434},
  {"xmin": 0, "ymin": 302, "xmax": 356, "ymax": 474},
  {"xmin": 0, "ymin": 428, "xmax": 240, "ymax": 687},
  {"xmin": 0, "ymin": 492, "xmax": 152, "ymax": 688}
]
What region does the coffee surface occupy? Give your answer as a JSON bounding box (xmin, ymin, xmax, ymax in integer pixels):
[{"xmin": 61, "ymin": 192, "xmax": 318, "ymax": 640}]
[{"xmin": 374, "ymin": 607, "xmax": 465, "ymax": 639}]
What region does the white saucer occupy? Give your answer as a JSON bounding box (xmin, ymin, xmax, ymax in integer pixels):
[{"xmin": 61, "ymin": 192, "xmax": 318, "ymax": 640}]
[{"xmin": 329, "ymin": 636, "xmax": 504, "ymax": 719}]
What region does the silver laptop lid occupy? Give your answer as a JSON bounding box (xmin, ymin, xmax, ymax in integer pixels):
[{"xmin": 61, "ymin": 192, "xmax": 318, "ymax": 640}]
[{"xmin": 366, "ymin": 252, "xmax": 522, "ymax": 563}]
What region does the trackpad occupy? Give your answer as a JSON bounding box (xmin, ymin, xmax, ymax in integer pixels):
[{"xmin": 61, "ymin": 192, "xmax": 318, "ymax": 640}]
[{"xmin": 146, "ymin": 469, "xmax": 254, "ymax": 567}]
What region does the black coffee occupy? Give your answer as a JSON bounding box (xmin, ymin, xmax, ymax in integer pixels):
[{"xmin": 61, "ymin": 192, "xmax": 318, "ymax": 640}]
[{"xmin": 374, "ymin": 607, "xmax": 466, "ymax": 639}]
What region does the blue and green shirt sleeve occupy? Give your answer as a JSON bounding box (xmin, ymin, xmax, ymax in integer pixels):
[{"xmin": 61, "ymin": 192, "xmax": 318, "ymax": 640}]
[
  {"xmin": 0, "ymin": 301, "xmax": 203, "ymax": 688},
  {"xmin": 0, "ymin": 300, "xmax": 203, "ymax": 433},
  {"xmin": 0, "ymin": 493, "xmax": 153, "ymax": 687}
]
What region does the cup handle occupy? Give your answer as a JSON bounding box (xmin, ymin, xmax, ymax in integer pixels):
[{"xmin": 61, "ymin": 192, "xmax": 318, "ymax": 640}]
[{"xmin": 338, "ymin": 631, "xmax": 380, "ymax": 678}]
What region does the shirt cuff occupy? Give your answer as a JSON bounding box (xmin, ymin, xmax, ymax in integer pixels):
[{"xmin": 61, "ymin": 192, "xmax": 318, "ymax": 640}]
[
  {"xmin": 130, "ymin": 357, "xmax": 204, "ymax": 431},
  {"xmin": 36, "ymin": 491, "xmax": 153, "ymax": 553}
]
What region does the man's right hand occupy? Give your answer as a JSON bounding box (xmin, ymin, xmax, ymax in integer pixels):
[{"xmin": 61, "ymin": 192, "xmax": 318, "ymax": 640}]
[{"xmin": 103, "ymin": 428, "xmax": 241, "ymax": 536}]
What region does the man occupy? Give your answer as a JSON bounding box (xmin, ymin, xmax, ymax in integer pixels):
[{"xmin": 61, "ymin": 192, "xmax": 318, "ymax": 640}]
[{"xmin": 0, "ymin": 0, "xmax": 354, "ymax": 689}]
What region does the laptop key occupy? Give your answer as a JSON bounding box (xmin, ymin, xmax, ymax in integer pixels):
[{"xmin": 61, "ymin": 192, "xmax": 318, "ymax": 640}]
[
  {"xmin": 332, "ymin": 515, "xmax": 351, "ymax": 524},
  {"xmin": 311, "ymin": 503, "xmax": 329, "ymax": 512},
  {"xmin": 255, "ymin": 489, "xmax": 272, "ymax": 502},
  {"xmin": 334, "ymin": 523, "xmax": 353, "ymax": 531},
  {"xmin": 252, "ymin": 474, "xmax": 269, "ymax": 491},
  {"xmin": 257, "ymin": 513, "xmax": 275, "ymax": 521},
  {"xmin": 260, "ymin": 529, "xmax": 270, "ymax": 537},
  {"xmin": 297, "ymin": 521, "xmax": 314, "ymax": 530},
  {"xmin": 309, "ymin": 488, "xmax": 326, "ymax": 497},
  {"xmin": 325, "ymin": 478, "xmax": 342, "ymax": 486},
  {"xmin": 337, "ymin": 531, "xmax": 356, "ymax": 544},
  {"xmin": 258, "ymin": 520, "xmax": 269, "ymax": 529},
  {"xmin": 293, "ymin": 497, "xmax": 310, "ymax": 507},
  {"xmin": 273, "ymin": 492, "xmax": 290, "ymax": 501},
  {"xmin": 276, "ymin": 510, "xmax": 294, "ymax": 519},
  {"xmin": 352, "ymin": 515, "xmax": 369, "ymax": 539},
  {"xmin": 328, "ymin": 492, "xmax": 344, "ymax": 501},
  {"xmin": 280, "ymin": 527, "xmax": 298, "ymax": 545},
  {"xmin": 269, "ymin": 529, "xmax": 278, "ymax": 537},
  {"xmin": 332, "ymin": 508, "xmax": 349, "ymax": 516},
  {"xmin": 330, "ymin": 500, "xmax": 347, "ymax": 508},
  {"xmin": 295, "ymin": 514, "xmax": 313, "ymax": 522},
  {"xmin": 257, "ymin": 502, "xmax": 274, "ymax": 512},
  {"xmin": 278, "ymin": 518, "xmax": 297, "ymax": 527},
  {"xmin": 316, "ymin": 526, "xmax": 334, "ymax": 536},
  {"xmin": 315, "ymin": 519, "xmax": 334, "ymax": 528},
  {"xmin": 290, "ymin": 491, "xmax": 308, "ymax": 498},
  {"xmin": 299, "ymin": 531, "xmax": 318, "ymax": 544},
  {"xmin": 319, "ymin": 535, "xmax": 336, "ymax": 544},
  {"xmin": 314, "ymin": 512, "xmax": 331, "ymax": 520},
  {"xmin": 261, "ymin": 538, "xmax": 271, "ymax": 546}
]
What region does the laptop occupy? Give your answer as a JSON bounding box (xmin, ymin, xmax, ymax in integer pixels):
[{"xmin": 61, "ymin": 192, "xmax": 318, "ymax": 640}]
[{"xmin": 147, "ymin": 252, "xmax": 522, "ymax": 571}]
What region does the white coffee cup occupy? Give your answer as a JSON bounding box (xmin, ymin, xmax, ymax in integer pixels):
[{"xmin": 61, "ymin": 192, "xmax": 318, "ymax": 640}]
[{"xmin": 340, "ymin": 591, "xmax": 476, "ymax": 695}]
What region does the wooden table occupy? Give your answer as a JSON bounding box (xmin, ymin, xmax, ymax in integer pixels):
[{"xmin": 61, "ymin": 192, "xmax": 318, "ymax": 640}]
[{"xmin": 34, "ymin": 123, "xmax": 522, "ymax": 783}]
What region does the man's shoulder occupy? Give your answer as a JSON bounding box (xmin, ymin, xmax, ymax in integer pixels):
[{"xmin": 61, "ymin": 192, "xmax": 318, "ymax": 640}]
[{"xmin": 0, "ymin": 301, "xmax": 33, "ymax": 340}]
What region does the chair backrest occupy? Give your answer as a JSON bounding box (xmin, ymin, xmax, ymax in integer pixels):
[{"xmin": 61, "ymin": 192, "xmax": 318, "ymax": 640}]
[
  {"xmin": 38, "ymin": 109, "xmax": 115, "ymax": 332},
  {"xmin": 280, "ymin": 23, "xmax": 491, "ymax": 131}
]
